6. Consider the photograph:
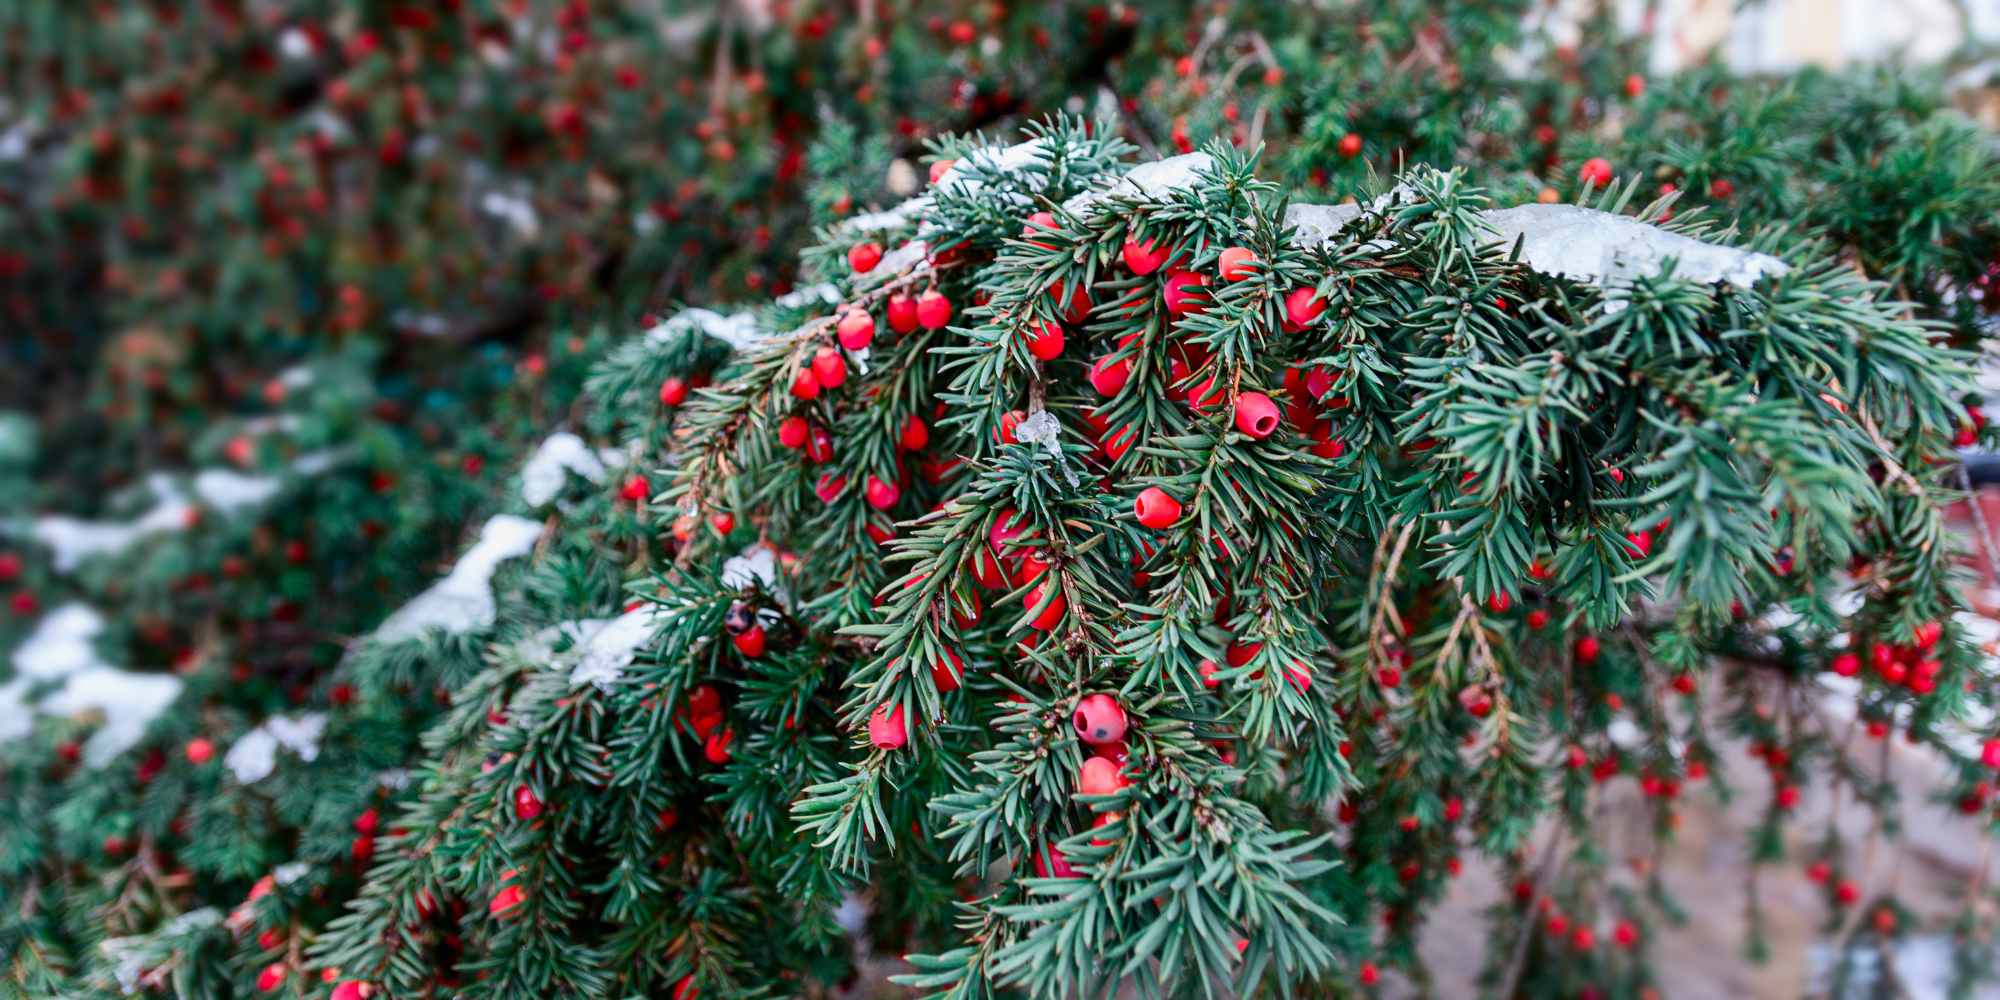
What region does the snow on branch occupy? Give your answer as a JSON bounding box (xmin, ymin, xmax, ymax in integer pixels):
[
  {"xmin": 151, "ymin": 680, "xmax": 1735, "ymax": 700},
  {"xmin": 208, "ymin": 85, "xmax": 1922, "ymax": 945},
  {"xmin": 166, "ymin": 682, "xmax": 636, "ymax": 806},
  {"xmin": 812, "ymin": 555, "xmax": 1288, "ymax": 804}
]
[
  {"xmin": 1482, "ymin": 203, "xmax": 1788, "ymax": 289},
  {"xmin": 1054, "ymin": 149, "xmax": 1790, "ymax": 290},
  {"xmin": 0, "ymin": 603, "xmax": 184, "ymax": 766},
  {"xmin": 520, "ymin": 433, "xmax": 609, "ymax": 507},
  {"xmin": 371, "ymin": 514, "xmax": 545, "ymax": 642},
  {"xmin": 32, "ymin": 474, "xmax": 194, "ymax": 572}
]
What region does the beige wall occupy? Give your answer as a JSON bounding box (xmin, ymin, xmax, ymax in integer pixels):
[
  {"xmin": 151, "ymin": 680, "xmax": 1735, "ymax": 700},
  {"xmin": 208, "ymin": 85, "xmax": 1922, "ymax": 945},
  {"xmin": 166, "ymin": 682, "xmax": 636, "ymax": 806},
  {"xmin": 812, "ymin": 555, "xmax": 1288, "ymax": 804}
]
[{"xmin": 1627, "ymin": 0, "xmax": 1994, "ymax": 73}]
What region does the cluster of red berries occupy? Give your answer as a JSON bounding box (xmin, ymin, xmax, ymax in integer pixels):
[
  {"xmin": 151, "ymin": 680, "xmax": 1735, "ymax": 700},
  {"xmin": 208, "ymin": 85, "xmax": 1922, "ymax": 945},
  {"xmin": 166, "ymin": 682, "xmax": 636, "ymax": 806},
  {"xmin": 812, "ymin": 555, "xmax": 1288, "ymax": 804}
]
[
  {"xmin": 1830, "ymin": 621, "xmax": 1947, "ymax": 694},
  {"xmin": 679, "ymin": 684, "xmax": 734, "ymax": 763}
]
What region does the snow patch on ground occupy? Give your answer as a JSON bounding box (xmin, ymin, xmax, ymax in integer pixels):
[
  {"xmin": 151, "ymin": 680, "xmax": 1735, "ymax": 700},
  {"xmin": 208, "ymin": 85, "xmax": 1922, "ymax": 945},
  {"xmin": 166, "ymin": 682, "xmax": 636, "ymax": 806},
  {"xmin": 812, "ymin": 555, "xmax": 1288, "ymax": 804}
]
[
  {"xmin": 372, "ymin": 515, "xmax": 544, "ymax": 641},
  {"xmin": 521, "ymin": 433, "xmax": 608, "ymax": 506}
]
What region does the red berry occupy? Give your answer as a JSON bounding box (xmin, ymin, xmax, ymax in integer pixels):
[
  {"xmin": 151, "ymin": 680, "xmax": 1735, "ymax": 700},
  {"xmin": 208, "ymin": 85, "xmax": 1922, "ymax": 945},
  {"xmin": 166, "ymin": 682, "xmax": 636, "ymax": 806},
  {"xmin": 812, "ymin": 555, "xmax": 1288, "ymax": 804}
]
[
  {"xmin": 1077, "ymin": 755, "xmax": 1126, "ymax": 795},
  {"xmin": 885, "ymin": 292, "xmax": 918, "ymax": 333},
  {"xmin": 1198, "ymin": 659, "xmax": 1221, "ymax": 689},
  {"xmin": 1163, "ymin": 271, "xmax": 1211, "ymax": 317},
  {"xmin": 1016, "ymin": 320, "xmax": 1061, "ymax": 361},
  {"xmin": 354, "ymin": 807, "xmax": 380, "ymax": 835},
  {"xmin": 1134, "ymin": 487, "xmax": 1181, "ymax": 529},
  {"xmin": 869, "ymin": 705, "xmax": 907, "ymax": 748},
  {"xmin": 1226, "ymin": 640, "xmax": 1262, "ymax": 668},
  {"xmin": 258, "ymin": 964, "xmax": 288, "ymax": 991},
  {"xmin": 1574, "ymin": 635, "xmax": 1600, "ymax": 664},
  {"xmin": 1982, "ymin": 738, "xmax": 2000, "ymax": 769},
  {"xmin": 1089, "ymin": 355, "xmax": 1132, "ymax": 397},
  {"xmin": 806, "ymin": 426, "xmax": 834, "ymax": 463},
  {"xmin": 1831, "ymin": 652, "xmax": 1860, "ymax": 677},
  {"xmin": 1580, "ymin": 157, "xmax": 1613, "ymax": 188},
  {"xmin": 1233, "ymin": 392, "xmax": 1280, "ymax": 438},
  {"xmin": 812, "ymin": 346, "xmax": 846, "ymax": 388},
  {"xmin": 791, "ymin": 367, "xmax": 822, "ymax": 399},
  {"xmin": 779, "ymin": 417, "xmax": 809, "ymax": 449},
  {"xmin": 1073, "ymin": 694, "xmax": 1128, "ymax": 745},
  {"xmin": 704, "ymin": 729, "xmax": 733, "ymax": 763},
  {"xmin": 1624, "ymin": 530, "xmax": 1652, "ymax": 558},
  {"xmin": 1487, "ymin": 592, "xmax": 1511, "ymax": 614},
  {"xmin": 898, "ymin": 415, "xmax": 929, "ymax": 451},
  {"xmin": 1624, "ymin": 74, "xmax": 1645, "ymax": 98},
  {"xmin": 928, "ymin": 159, "xmax": 956, "ymax": 184},
  {"xmin": 1836, "ymin": 880, "xmax": 1859, "ymax": 904},
  {"xmin": 1282, "ymin": 287, "xmax": 1326, "ymax": 331},
  {"xmin": 1337, "ymin": 133, "xmax": 1362, "ymax": 158},
  {"xmin": 1672, "ymin": 673, "xmax": 1695, "ymax": 695},
  {"xmin": 1807, "ymin": 862, "xmax": 1830, "ymax": 883},
  {"xmin": 659, "ymin": 376, "xmax": 689, "ymax": 406},
  {"xmin": 929, "ymin": 649, "xmax": 965, "ymax": 692},
  {"xmin": 731, "ymin": 625, "xmax": 766, "ymax": 658},
  {"xmin": 0, "ymin": 552, "xmax": 19, "ymax": 581},
  {"xmin": 1358, "ymin": 961, "xmax": 1379, "ymax": 985},
  {"xmin": 1216, "ymin": 246, "xmax": 1258, "ymax": 282},
  {"xmin": 513, "ymin": 786, "xmax": 543, "ymax": 820},
  {"xmin": 837, "ymin": 309, "xmax": 875, "ymax": 350},
  {"xmin": 1122, "ymin": 236, "xmax": 1169, "ymax": 274},
  {"xmin": 864, "ymin": 475, "xmax": 900, "ymax": 510},
  {"xmin": 184, "ymin": 737, "xmax": 214, "ymax": 764},
  {"xmin": 1027, "ymin": 581, "xmax": 1066, "ymax": 631},
  {"xmin": 916, "ymin": 290, "xmax": 952, "ymax": 329},
  {"xmin": 330, "ymin": 981, "xmax": 375, "ymax": 1000},
  {"xmin": 1914, "ymin": 621, "xmax": 1942, "ymax": 649},
  {"xmin": 489, "ymin": 882, "xmax": 524, "ymax": 918},
  {"xmin": 1021, "ymin": 211, "xmax": 1058, "ymax": 246},
  {"xmin": 847, "ymin": 242, "xmax": 883, "ymax": 273}
]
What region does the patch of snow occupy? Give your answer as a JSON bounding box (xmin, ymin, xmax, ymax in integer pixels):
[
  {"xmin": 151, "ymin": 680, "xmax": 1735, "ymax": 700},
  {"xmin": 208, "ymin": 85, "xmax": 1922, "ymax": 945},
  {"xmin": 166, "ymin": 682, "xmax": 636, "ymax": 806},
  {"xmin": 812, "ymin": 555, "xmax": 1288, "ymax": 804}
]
[
  {"xmin": 521, "ymin": 433, "xmax": 608, "ymax": 506},
  {"xmin": 721, "ymin": 547, "xmax": 780, "ymax": 590},
  {"xmin": 1606, "ymin": 718, "xmax": 1643, "ymax": 748},
  {"xmin": 832, "ymin": 892, "xmax": 870, "ymax": 934},
  {"xmin": 1063, "ymin": 151, "xmax": 1215, "ymax": 214},
  {"xmin": 39, "ymin": 667, "xmax": 183, "ymax": 767},
  {"xmin": 14, "ymin": 603, "xmax": 111, "ymax": 679},
  {"xmin": 224, "ymin": 713, "xmax": 327, "ymax": 784},
  {"xmin": 0, "ymin": 679, "xmax": 31, "ymax": 743},
  {"xmin": 222, "ymin": 728, "xmax": 279, "ymax": 784},
  {"xmin": 646, "ymin": 308, "xmax": 762, "ymax": 353},
  {"xmin": 567, "ymin": 606, "xmax": 664, "ymax": 690},
  {"xmin": 934, "ymin": 139, "xmax": 1052, "ymax": 197},
  {"xmin": 377, "ymin": 768, "xmax": 411, "ymax": 790},
  {"xmin": 273, "ymin": 861, "xmax": 310, "ymax": 886},
  {"xmin": 854, "ymin": 240, "xmax": 930, "ymax": 290},
  {"xmin": 372, "ymin": 515, "xmax": 544, "ymax": 642},
  {"xmin": 480, "ymin": 191, "xmax": 539, "ymax": 239},
  {"xmin": 1013, "ymin": 411, "xmax": 1062, "ymax": 445},
  {"xmin": 193, "ymin": 470, "xmax": 280, "ymax": 513},
  {"xmin": 843, "ymin": 201, "xmax": 930, "ymax": 233},
  {"xmin": 291, "ymin": 449, "xmax": 340, "ymax": 475},
  {"xmin": 1482, "ymin": 203, "xmax": 1789, "ymax": 291},
  {"xmin": 776, "ymin": 283, "xmax": 842, "ymax": 309},
  {"xmin": 1284, "ymin": 203, "xmax": 1367, "ymax": 244},
  {"xmin": 32, "ymin": 474, "xmax": 192, "ymax": 572}
]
